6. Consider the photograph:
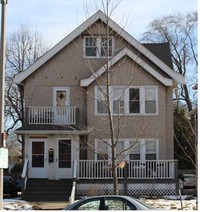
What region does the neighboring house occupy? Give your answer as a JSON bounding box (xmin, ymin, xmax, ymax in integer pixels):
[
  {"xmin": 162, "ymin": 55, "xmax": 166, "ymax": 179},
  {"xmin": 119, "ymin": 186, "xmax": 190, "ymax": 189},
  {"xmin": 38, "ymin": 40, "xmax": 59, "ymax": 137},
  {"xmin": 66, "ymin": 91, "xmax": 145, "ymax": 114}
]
[
  {"xmin": 6, "ymin": 144, "xmax": 22, "ymax": 171},
  {"xmin": 14, "ymin": 10, "xmax": 185, "ymax": 200}
]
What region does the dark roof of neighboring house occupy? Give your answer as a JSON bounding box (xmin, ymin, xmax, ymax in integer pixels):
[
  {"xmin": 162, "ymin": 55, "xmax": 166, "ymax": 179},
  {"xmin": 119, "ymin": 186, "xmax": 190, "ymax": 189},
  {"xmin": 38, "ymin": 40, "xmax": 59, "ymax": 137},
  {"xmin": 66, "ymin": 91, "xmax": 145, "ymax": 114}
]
[{"xmin": 142, "ymin": 42, "xmax": 173, "ymax": 69}]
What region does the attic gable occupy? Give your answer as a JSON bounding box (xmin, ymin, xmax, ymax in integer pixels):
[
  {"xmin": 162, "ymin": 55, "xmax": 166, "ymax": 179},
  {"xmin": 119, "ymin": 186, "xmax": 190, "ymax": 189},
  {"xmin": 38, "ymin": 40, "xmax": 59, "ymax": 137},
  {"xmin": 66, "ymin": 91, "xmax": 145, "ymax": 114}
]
[{"xmin": 13, "ymin": 10, "xmax": 185, "ymax": 85}]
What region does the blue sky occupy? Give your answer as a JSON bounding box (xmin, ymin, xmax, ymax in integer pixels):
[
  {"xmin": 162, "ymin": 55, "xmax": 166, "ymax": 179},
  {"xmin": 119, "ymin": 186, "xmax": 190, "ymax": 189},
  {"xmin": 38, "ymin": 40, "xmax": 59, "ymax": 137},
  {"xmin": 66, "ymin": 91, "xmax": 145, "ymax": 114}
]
[{"xmin": 3, "ymin": 0, "xmax": 198, "ymax": 45}]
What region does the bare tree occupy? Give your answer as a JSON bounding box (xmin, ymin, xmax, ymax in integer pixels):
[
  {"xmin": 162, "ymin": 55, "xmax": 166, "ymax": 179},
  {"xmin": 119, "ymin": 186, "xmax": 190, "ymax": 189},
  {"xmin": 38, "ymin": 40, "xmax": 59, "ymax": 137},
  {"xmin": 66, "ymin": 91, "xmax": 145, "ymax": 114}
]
[
  {"xmin": 141, "ymin": 11, "xmax": 197, "ymax": 112},
  {"xmin": 81, "ymin": 0, "xmax": 155, "ymax": 195},
  {"xmin": 5, "ymin": 25, "xmax": 50, "ymax": 155},
  {"xmin": 5, "ymin": 25, "xmax": 50, "ymax": 132}
]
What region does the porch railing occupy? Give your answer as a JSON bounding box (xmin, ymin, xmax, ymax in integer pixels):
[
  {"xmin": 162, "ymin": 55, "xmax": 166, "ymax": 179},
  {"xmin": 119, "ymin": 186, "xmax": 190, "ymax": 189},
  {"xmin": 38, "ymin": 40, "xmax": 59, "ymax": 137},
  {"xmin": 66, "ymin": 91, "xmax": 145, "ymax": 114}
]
[
  {"xmin": 27, "ymin": 106, "xmax": 79, "ymax": 125},
  {"xmin": 78, "ymin": 160, "xmax": 177, "ymax": 179}
]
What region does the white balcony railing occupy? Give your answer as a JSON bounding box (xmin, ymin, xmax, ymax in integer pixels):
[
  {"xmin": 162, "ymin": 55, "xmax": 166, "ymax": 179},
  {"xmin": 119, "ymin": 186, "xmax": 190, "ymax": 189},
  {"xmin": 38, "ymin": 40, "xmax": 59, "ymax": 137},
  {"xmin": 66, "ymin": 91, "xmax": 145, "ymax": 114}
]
[
  {"xmin": 78, "ymin": 160, "xmax": 177, "ymax": 179},
  {"xmin": 27, "ymin": 106, "xmax": 78, "ymax": 125}
]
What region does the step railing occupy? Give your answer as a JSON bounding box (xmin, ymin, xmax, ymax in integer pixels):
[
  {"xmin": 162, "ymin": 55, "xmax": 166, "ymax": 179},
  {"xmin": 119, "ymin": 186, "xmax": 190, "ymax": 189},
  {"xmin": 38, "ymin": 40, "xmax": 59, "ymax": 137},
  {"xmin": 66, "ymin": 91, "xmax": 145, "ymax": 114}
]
[
  {"xmin": 69, "ymin": 160, "xmax": 77, "ymax": 205},
  {"xmin": 21, "ymin": 159, "xmax": 29, "ymax": 194}
]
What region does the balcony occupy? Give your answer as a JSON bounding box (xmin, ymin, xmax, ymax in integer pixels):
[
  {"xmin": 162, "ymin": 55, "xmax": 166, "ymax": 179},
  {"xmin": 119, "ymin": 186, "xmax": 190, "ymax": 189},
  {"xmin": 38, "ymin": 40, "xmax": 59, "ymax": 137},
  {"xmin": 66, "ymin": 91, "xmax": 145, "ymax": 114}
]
[{"xmin": 27, "ymin": 106, "xmax": 79, "ymax": 125}]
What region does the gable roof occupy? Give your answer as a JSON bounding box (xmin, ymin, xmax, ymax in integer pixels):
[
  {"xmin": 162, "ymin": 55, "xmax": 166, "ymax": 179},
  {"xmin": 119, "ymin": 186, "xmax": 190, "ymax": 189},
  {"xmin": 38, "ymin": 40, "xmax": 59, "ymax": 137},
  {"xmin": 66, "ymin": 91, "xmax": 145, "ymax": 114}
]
[
  {"xmin": 13, "ymin": 10, "xmax": 185, "ymax": 85},
  {"xmin": 81, "ymin": 48, "xmax": 174, "ymax": 87}
]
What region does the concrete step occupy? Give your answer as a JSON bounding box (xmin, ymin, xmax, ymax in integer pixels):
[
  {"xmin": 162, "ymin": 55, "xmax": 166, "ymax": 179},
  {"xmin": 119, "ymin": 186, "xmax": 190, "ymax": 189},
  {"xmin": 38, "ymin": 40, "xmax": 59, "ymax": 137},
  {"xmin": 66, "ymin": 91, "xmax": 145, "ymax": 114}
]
[{"xmin": 23, "ymin": 178, "xmax": 72, "ymax": 201}]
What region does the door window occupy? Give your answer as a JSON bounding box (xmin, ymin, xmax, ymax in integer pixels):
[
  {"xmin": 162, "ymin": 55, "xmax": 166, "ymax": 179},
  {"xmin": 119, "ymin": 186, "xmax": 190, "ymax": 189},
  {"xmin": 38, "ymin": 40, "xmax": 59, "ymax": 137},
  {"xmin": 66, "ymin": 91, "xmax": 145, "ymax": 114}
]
[
  {"xmin": 32, "ymin": 142, "xmax": 45, "ymax": 167},
  {"xmin": 58, "ymin": 140, "xmax": 71, "ymax": 168},
  {"xmin": 56, "ymin": 90, "xmax": 67, "ymax": 107}
]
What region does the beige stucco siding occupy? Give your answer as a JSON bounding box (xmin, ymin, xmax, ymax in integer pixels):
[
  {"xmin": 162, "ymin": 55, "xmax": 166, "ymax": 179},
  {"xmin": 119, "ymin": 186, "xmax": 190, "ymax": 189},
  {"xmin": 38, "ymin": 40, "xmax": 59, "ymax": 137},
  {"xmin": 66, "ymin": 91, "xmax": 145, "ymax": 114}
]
[
  {"xmin": 22, "ymin": 20, "xmax": 174, "ymax": 161},
  {"xmin": 86, "ymin": 57, "xmax": 174, "ymax": 160}
]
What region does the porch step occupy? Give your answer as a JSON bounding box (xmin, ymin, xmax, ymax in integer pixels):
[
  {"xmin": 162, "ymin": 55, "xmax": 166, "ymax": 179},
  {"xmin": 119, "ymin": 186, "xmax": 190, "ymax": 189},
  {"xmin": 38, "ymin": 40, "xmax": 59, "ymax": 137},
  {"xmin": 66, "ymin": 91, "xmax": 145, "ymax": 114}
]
[{"xmin": 23, "ymin": 178, "xmax": 73, "ymax": 201}]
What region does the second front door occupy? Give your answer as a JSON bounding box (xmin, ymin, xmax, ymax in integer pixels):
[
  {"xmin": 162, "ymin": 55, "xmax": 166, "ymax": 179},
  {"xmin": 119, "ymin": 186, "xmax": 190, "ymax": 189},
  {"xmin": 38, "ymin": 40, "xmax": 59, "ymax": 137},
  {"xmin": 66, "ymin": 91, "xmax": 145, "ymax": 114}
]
[{"xmin": 56, "ymin": 139, "xmax": 72, "ymax": 178}]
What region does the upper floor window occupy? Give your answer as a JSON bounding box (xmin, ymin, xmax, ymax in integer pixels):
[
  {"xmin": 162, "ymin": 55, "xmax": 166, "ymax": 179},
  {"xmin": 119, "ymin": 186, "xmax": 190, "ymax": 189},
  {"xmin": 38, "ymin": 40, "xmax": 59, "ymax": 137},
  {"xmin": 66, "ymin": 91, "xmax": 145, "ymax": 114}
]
[
  {"xmin": 85, "ymin": 37, "xmax": 97, "ymax": 57},
  {"xmin": 84, "ymin": 36, "xmax": 113, "ymax": 58},
  {"xmin": 95, "ymin": 86, "xmax": 158, "ymax": 115}
]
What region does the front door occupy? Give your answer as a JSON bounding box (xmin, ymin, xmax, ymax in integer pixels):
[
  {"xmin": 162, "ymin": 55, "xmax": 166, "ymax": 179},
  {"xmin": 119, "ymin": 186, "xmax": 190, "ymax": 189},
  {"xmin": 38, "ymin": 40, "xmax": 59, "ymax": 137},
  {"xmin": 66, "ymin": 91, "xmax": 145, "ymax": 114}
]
[
  {"xmin": 56, "ymin": 139, "xmax": 72, "ymax": 178},
  {"xmin": 53, "ymin": 87, "xmax": 70, "ymax": 124},
  {"xmin": 29, "ymin": 140, "xmax": 47, "ymax": 178}
]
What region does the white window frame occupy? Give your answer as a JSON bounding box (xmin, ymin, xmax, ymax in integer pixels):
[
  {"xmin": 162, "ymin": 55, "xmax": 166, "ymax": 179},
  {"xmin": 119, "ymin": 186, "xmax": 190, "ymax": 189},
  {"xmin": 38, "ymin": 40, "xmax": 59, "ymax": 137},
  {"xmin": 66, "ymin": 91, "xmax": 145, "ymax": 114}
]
[
  {"xmin": 95, "ymin": 138, "xmax": 110, "ymax": 161},
  {"xmin": 95, "ymin": 86, "xmax": 158, "ymax": 116},
  {"xmin": 95, "ymin": 138, "xmax": 159, "ymax": 162},
  {"xmin": 128, "ymin": 138, "xmax": 159, "ymax": 161},
  {"xmin": 84, "ymin": 36, "xmax": 113, "ymax": 58}
]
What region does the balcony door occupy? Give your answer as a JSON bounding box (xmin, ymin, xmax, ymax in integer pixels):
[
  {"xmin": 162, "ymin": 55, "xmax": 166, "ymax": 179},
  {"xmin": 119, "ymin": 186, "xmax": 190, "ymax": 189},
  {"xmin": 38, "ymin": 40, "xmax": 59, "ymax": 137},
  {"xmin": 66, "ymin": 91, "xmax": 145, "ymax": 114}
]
[
  {"xmin": 53, "ymin": 87, "xmax": 70, "ymax": 124},
  {"xmin": 56, "ymin": 139, "xmax": 72, "ymax": 178}
]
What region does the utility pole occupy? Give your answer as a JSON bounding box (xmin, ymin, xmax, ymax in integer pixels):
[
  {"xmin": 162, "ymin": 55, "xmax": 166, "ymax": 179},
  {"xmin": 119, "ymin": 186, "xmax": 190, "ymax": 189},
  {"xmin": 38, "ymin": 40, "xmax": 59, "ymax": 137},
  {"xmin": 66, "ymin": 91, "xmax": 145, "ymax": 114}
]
[{"xmin": 0, "ymin": 0, "xmax": 8, "ymax": 210}]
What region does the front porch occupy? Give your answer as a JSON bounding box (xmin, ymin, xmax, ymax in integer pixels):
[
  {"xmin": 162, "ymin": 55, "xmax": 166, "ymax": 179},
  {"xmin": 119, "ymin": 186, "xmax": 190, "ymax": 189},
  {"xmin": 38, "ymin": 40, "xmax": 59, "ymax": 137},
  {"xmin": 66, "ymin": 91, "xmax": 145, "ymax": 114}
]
[
  {"xmin": 75, "ymin": 160, "xmax": 178, "ymax": 197},
  {"xmin": 21, "ymin": 159, "xmax": 178, "ymax": 201},
  {"xmin": 77, "ymin": 160, "xmax": 177, "ymax": 179}
]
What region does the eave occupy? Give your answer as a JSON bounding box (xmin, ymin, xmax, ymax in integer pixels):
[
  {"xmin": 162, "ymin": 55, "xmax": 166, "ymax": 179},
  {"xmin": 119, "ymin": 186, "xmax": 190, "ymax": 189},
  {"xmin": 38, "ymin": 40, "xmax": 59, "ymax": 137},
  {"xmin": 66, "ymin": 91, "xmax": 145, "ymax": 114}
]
[
  {"xmin": 13, "ymin": 10, "xmax": 185, "ymax": 86},
  {"xmin": 80, "ymin": 48, "xmax": 179, "ymax": 87}
]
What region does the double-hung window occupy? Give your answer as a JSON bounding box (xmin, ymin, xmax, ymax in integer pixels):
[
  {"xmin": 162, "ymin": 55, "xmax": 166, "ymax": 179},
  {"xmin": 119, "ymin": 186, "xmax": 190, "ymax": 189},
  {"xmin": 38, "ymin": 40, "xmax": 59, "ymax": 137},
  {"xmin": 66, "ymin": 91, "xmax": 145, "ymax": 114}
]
[
  {"xmin": 96, "ymin": 139, "xmax": 109, "ymax": 160},
  {"xmin": 129, "ymin": 139, "xmax": 158, "ymax": 161},
  {"xmin": 85, "ymin": 37, "xmax": 97, "ymax": 57},
  {"xmin": 96, "ymin": 87, "xmax": 108, "ymax": 114},
  {"xmin": 112, "ymin": 87, "xmax": 124, "ymax": 114},
  {"xmin": 95, "ymin": 86, "xmax": 157, "ymax": 115},
  {"xmin": 145, "ymin": 140, "xmax": 157, "ymax": 160},
  {"xmin": 129, "ymin": 141, "xmax": 140, "ymax": 160},
  {"xmin": 101, "ymin": 37, "xmax": 113, "ymax": 57},
  {"xmin": 129, "ymin": 88, "xmax": 140, "ymax": 113},
  {"xmin": 84, "ymin": 36, "xmax": 113, "ymax": 58},
  {"xmin": 145, "ymin": 87, "xmax": 156, "ymax": 113},
  {"xmin": 127, "ymin": 87, "xmax": 157, "ymax": 115}
]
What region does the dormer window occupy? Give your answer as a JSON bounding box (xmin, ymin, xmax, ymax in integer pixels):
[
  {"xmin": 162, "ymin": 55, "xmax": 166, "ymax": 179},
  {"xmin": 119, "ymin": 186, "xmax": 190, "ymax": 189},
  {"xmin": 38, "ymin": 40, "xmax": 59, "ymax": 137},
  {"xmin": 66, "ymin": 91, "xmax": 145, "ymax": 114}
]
[{"xmin": 84, "ymin": 36, "xmax": 113, "ymax": 58}]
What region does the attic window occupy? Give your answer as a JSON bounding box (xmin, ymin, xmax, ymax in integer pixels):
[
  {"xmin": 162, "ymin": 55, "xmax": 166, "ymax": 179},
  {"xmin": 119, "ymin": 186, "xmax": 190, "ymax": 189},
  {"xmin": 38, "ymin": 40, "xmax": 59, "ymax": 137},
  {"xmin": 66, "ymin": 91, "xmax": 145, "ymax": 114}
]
[{"xmin": 84, "ymin": 36, "xmax": 113, "ymax": 58}]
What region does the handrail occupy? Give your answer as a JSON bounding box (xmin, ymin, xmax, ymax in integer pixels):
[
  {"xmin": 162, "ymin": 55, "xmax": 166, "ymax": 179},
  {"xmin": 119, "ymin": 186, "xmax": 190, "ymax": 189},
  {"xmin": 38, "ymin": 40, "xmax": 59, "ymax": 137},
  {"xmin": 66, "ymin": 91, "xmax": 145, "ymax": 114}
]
[
  {"xmin": 69, "ymin": 160, "xmax": 77, "ymax": 205},
  {"xmin": 21, "ymin": 159, "xmax": 29, "ymax": 178},
  {"xmin": 21, "ymin": 159, "xmax": 29, "ymax": 194}
]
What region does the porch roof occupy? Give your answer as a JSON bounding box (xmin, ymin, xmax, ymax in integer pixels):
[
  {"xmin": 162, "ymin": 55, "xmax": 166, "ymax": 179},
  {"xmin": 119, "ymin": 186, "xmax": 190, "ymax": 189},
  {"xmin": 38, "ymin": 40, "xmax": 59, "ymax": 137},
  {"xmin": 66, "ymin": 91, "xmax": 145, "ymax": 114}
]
[{"xmin": 15, "ymin": 124, "xmax": 91, "ymax": 135}]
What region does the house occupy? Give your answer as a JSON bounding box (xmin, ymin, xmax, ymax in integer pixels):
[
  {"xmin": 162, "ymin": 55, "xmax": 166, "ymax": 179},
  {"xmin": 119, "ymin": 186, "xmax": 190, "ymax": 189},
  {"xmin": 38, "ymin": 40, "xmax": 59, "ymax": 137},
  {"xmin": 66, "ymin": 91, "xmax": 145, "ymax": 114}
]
[
  {"xmin": 13, "ymin": 10, "xmax": 185, "ymax": 201},
  {"xmin": 7, "ymin": 145, "xmax": 22, "ymax": 171}
]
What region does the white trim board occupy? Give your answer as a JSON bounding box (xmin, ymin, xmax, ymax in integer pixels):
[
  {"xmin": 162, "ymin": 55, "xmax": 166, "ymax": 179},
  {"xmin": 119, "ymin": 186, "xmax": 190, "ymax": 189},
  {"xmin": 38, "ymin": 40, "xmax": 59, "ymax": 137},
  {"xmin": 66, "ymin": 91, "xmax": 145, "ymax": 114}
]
[
  {"xmin": 13, "ymin": 10, "xmax": 185, "ymax": 85},
  {"xmin": 81, "ymin": 48, "xmax": 173, "ymax": 87}
]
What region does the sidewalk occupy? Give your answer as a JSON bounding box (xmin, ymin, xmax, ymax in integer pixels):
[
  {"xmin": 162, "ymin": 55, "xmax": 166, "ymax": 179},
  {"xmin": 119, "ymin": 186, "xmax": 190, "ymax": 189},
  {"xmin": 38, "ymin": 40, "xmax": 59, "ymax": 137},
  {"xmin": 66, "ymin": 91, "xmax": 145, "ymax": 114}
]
[{"xmin": 30, "ymin": 201, "xmax": 69, "ymax": 210}]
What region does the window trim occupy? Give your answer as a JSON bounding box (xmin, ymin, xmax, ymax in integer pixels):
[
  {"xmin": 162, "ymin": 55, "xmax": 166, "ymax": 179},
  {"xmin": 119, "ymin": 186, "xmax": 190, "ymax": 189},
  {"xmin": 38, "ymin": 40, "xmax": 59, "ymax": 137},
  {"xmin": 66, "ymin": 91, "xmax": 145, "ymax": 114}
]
[
  {"xmin": 95, "ymin": 138, "xmax": 159, "ymax": 161},
  {"xmin": 83, "ymin": 36, "xmax": 113, "ymax": 58},
  {"xmin": 129, "ymin": 138, "xmax": 159, "ymax": 161},
  {"xmin": 95, "ymin": 86, "xmax": 158, "ymax": 116}
]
